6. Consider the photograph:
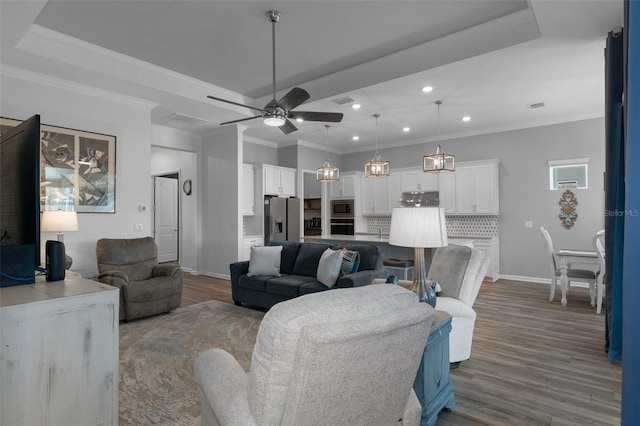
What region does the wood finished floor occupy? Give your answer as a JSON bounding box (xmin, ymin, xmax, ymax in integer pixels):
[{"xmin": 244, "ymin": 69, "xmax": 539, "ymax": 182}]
[{"xmin": 181, "ymin": 274, "xmax": 621, "ymax": 425}]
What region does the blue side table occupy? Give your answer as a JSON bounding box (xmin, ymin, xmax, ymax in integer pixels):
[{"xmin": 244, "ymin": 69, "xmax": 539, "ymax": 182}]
[{"xmin": 413, "ymin": 311, "xmax": 455, "ymax": 426}]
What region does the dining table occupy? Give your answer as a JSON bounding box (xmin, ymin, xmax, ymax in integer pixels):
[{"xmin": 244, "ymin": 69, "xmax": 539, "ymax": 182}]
[{"xmin": 555, "ymin": 249, "xmax": 599, "ymax": 306}]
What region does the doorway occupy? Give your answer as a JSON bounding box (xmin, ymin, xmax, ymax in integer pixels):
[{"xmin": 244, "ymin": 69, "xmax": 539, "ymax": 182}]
[
  {"xmin": 302, "ymin": 171, "xmax": 322, "ymax": 238},
  {"xmin": 153, "ymin": 173, "xmax": 179, "ymax": 263}
]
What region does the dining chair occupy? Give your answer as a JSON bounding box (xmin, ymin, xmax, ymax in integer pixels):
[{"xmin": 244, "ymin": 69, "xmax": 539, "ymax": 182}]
[
  {"xmin": 539, "ymin": 226, "xmax": 597, "ymax": 305},
  {"xmin": 592, "ymin": 230, "xmax": 606, "ymax": 314}
]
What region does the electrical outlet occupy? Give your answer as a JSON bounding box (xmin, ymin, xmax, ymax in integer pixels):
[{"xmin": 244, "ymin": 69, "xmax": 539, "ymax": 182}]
[
  {"xmin": 138, "ymin": 204, "xmax": 147, "ymax": 212},
  {"xmin": 134, "ymin": 223, "xmax": 143, "ymax": 232},
  {"xmin": 524, "ymin": 221, "xmax": 533, "ymax": 228}
]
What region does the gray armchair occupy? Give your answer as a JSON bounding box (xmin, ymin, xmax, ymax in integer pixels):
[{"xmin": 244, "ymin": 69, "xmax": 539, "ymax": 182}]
[
  {"xmin": 194, "ymin": 285, "xmax": 435, "ymax": 426},
  {"xmin": 96, "ymin": 237, "xmax": 182, "ymax": 321}
]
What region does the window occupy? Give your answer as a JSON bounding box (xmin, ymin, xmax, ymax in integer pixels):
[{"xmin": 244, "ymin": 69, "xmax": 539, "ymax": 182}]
[{"xmin": 548, "ymin": 158, "xmax": 589, "ymax": 190}]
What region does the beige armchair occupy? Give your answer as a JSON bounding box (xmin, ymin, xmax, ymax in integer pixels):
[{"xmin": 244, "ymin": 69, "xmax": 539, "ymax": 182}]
[
  {"xmin": 194, "ymin": 285, "xmax": 435, "ymax": 426},
  {"xmin": 96, "ymin": 237, "xmax": 182, "ymax": 321}
]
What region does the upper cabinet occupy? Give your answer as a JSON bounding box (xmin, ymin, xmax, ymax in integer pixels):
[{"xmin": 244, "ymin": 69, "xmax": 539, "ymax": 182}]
[
  {"xmin": 454, "ymin": 160, "xmax": 500, "ymax": 215},
  {"xmin": 361, "ymin": 177, "xmax": 389, "ymax": 215},
  {"xmin": 437, "ymin": 172, "xmax": 456, "ymax": 214},
  {"xmin": 242, "ymin": 164, "xmax": 255, "ymax": 216},
  {"xmin": 262, "ymin": 164, "xmax": 296, "ymax": 197},
  {"xmin": 329, "ymin": 173, "xmax": 357, "ymax": 198},
  {"xmin": 400, "ymin": 170, "xmax": 439, "ymax": 192}
]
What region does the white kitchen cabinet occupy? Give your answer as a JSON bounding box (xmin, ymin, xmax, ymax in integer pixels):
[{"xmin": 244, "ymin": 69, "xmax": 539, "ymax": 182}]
[
  {"xmin": 400, "ymin": 170, "xmax": 439, "ymax": 192},
  {"xmin": 330, "ymin": 173, "xmax": 357, "ymax": 198},
  {"xmin": 1, "ymin": 275, "xmax": 119, "ymax": 426},
  {"xmin": 454, "ymin": 160, "xmax": 499, "ymax": 214},
  {"xmin": 437, "ymin": 172, "xmax": 456, "ymax": 214},
  {"xmin": 263, "ymin": 164, "xmax": 296, "ymax": 197},
  {"xmin": 386, "ymin": 174, "xmax": 402, "ymax": 211},
  {"xmin": 473, "ymin": 237, "xmax": 500, "ymax": 282},
  {"xmin": 242, "ymin": 235, "xmax": 264, "ymax": 261},
  {"xmin": 361, "ymin": 177, "xmax": 389, "ymax": 215},
  {"xmin": 243, "ymin": 164, "xmax": 255, "ymax": 216}
]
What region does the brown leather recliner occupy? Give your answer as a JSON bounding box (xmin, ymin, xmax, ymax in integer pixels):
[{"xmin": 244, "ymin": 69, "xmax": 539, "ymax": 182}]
[{"xmin": 96, "ymin": 237, "xmax": 182, "ymax": 321}]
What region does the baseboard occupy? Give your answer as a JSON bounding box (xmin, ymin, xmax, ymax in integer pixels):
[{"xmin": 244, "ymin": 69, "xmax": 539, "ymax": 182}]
[
  {"xmin": 497, "ymin": 274, "xmax": 590, "ymax": 288},
  {"xmin": 201, "ymin": 271, "xmax": 231, "ymax": 281}
]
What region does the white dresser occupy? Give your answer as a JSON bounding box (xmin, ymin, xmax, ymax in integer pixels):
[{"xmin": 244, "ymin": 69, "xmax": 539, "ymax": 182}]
[{"xmin": 0, "ymin": 275, "xmax": 119, "ymax": 425}]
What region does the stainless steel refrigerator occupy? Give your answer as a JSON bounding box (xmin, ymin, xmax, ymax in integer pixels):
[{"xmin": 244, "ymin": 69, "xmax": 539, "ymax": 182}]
[{"xmin": 264, "ymin": 196, "xmax": 301, "ymax": 245}]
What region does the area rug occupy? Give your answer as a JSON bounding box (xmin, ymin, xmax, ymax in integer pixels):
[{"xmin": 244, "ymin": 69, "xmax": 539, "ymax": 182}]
[{"xmin": 118, "ymin": 301, "xmax": 265, "ymax": 426}]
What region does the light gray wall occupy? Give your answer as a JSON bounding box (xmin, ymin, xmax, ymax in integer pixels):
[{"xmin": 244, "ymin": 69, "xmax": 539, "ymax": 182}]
[
  {"xmin": 304, "ymin": 172, "xmax": 321, "ymax": 198},
  {"xmin": 1, "ymin": 72, "xmax": 153, "ymax": 275},
  {"xmin": 341, "ymin": 118, "xmax": 606, "ymax": 280},
  {"xmin": 278, "ymin": 145, "xmax": 298, "ymax": 169},
  {"xmin": 243, "ymin": 141, "xmax": 278, "ymax": 165},
  {"xmin": 296, "ymin": 144, "xmax": 342, "ymax": 172}
]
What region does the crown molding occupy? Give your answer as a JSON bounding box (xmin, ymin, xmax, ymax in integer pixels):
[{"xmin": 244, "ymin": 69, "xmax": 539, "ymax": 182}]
[
  {"xmin": 243, "ymin": 135, "xmax": 278, "ymax": 148},
  {"xmin": 1, "ymin": 64, "xmax": 158, "ymax": 109}
]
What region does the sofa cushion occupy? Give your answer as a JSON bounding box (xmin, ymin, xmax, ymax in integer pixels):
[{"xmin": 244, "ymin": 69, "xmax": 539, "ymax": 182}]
[
  {"xmin": 266, "ymin": 275, "xmax": 317, "ymax": 297},
  {"xmin": 299, "ymin": 281, "xmax": 329, "ymax": 295},
  {"xmin": 335, "ymin": 244, "xmax": 380, "ymax": 272},
  {"xmin": 317, "ymin": 248, "xmax": 344, "ymax": 287},
  {"xmin": 268, "ymin": 241, "xmax": 301, "ymax": 275},
  {"xmin": 238, "ymin": 275, "xmax": 270, "ymax": 292},
  {"xmin": 292, "ymin": 243, "xmax": 333, "ymax": 277},
  {"xmin": 247, "ymin": 246, "xmax": 283, "ymax": 277}
]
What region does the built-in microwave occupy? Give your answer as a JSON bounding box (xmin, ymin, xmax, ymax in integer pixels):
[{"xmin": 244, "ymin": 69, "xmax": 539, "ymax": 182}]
[{"xmin": 331, "ymin": 199, "xmax": 354, "ymax": 218}]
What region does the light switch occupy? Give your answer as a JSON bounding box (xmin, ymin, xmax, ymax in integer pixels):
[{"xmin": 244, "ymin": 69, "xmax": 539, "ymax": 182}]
[
  {"xmin": 524, "ymin": 221, "xmax": 533, "ymax": 228},
  {"xmin": 138, "ymin": 204, "xmax": 147, "ymax": 212},
  {"xmin": 134, "ymin": 223, "xmax": 143, "ymax": 232}
]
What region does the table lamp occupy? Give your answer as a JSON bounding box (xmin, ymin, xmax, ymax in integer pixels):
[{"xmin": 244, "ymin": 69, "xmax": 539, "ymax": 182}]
[
  {"xmin": 388, "ymin": 207, "xmax": 448, "ymax": 305},
  {"xmin": 41, "ymin": 210, "xmax": 78, "ymax": 242},
  {"xmin": 42, "ymin": 210, "xmax": 78, "ymax": 269}
]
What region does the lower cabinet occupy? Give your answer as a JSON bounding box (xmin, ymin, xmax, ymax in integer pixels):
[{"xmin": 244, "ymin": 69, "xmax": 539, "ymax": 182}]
[
  {"xmin": 0, "ymin": 276, "xmax": 119, "ymax": 426},
  {"xmin": 414, "ymin": 311, "xmax": 455, "ymax": 426}
]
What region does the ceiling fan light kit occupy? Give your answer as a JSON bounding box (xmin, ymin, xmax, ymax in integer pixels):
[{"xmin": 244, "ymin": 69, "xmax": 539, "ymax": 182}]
[
  {"xmin": 423, "ymin": 100, "xmax": 455, "ymax": 173},
  {"xmin": 365, "ymin": 114, "xmax": 390, "ymax": 178},
  {"xmin": 207, "ymin": 10, "xmax": 343, "ymax": 134},
  {"xmin": 317, "ymin": 125, "xmax": 340, "ymax": 183}
]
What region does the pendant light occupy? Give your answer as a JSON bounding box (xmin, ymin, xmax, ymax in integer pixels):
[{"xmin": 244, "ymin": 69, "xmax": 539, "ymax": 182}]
[
  {"xmin": 316, "ymin": 125, "xmax": 340, "ymax": 182},
  {"xmin": 365, "ymin": 114, "xmax": 390, "ymax": 178},
  {"xmin": 423, "ymin": 100, "xmax": 455, "ymax": 173}
]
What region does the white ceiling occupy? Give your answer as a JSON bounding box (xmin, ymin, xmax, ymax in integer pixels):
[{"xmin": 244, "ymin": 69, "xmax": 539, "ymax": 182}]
[{"xmin": 0, "ymin": 0, "xmax": 624, "ymax": 153}]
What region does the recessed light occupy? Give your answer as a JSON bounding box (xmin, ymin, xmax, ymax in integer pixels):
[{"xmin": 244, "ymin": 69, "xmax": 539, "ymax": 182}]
[
  {"xmin": 422, "ymin": 86, "xmax": 433, "ymax": 93},
  {"xmin": 462, "ymin": 116, "xmax": 471, "ymax": 122},
  {"xmin": 352, "ymin": 103, "xmax": 361, "ymax": 110},
  {"xmin": 296, "ymin": 118, "xmax": 304, "ymax": 123},
  {"xmin": 402, "ymin": 127, "xmax": 410, "ymax": 132},
  {"xmin": 352, "ymin": 136, "xmax": 359, "ymax": 141}
]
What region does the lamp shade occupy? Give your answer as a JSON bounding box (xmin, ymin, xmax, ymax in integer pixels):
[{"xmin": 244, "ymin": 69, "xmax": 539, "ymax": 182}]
[
  {"xmin": 41, "ymin": 210, "xmax": 78, "ymax": 233},
  {"xmin": 388, "ymin": 207, "xmax": 448, "ymax": 248}
]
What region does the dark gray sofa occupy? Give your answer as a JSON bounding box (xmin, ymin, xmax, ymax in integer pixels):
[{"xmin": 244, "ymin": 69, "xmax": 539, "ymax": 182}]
[{"xmin": 229, "ymin": 241, "xmax": 386, "ymax": 309}]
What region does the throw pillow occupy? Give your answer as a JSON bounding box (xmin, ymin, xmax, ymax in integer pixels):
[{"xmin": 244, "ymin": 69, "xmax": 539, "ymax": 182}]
[
  {"xmin": 247, "ymin": 245, "xmax": 283, "ymax": 277},
  {"xmin": 316, "ymin": 248, "xmax": 344, "ymax": 288},
  {"xmin": 340, "ymin": 249, "xmax": 360, "ymax": 276}
]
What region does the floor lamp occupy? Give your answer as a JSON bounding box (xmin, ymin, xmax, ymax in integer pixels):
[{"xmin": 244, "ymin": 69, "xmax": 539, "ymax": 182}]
[{"xmin": 388, "ymin": 207, "xmax": 448, "ymax": 305}]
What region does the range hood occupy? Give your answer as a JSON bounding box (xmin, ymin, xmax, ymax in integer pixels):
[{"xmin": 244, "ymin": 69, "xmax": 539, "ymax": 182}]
[{"xmin": 399, "ymin": 191, "xmax": 440, "ymax": 207}]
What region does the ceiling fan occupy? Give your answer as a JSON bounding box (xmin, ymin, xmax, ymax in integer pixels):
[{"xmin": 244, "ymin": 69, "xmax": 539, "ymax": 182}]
[{"xmin": 207, "ymin": 10, "xmax": 343, "ymax": 135}]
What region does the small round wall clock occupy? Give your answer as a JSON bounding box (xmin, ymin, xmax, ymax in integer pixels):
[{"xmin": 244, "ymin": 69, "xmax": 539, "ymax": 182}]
[{"xmin": 183, "ymin": 179, "xmax": 192, "ymax": 195}]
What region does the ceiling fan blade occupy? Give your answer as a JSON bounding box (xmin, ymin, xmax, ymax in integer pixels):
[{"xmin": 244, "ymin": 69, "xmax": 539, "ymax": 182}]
[
  {"xmin": 288, "ymin": 111, "xmax": 344, "ymax": 123},
  {"xmin": 279, "ymin": 119, "xmax": 298, "ymax": 135},
  {"xmin": 220, "ymin": 115, "xmax": 262, "ymax": 126},
  {"xmin": 207, "ymin": 95, "xmax": 266, "ymax": 113},
  {"xmin": 278, "ymin": 87, "xmax": 310, "ymax": 111}
]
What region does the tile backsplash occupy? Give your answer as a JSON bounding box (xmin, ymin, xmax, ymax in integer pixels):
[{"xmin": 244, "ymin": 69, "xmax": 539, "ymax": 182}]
[{"xmin": 366, "ymin": 215, "xmax": 499, "ymax": 238}]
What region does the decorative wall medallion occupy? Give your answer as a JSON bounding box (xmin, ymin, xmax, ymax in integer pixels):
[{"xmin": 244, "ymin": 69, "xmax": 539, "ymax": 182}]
[{"xmin": 559, "ymin": 190, "xmax": 578, "ymax": 229}]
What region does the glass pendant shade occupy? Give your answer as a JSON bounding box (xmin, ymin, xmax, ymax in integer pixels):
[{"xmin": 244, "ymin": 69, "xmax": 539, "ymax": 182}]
[
  {"xmin": 423, "ymin": 145, "xmax": 455, "ymax": 172},
  {"xmin": 365, "ymin": 152, "xmax": 390, "ymax": 178},
  {"xmin": 364, "ymin": 114, "xmax": 390, "ymax": 178},
  {"xmin": 316, "ymin": 159, "xmax": 340, "ymax": 182},
  {"xmin": 316, "ymin": 125, "xmax": 340, "ymax": 182}
]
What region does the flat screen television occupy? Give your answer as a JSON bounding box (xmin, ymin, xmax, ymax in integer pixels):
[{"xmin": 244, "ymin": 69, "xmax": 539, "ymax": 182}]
[{"xmin": 0, "ymin": 114, "xmax": 41, "ymax": 286}]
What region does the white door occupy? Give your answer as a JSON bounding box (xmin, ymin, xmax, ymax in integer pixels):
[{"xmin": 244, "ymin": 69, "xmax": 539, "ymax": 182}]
[{"xmin": 154, "ymin": 176, "xmax": 179, "ymax": 263}]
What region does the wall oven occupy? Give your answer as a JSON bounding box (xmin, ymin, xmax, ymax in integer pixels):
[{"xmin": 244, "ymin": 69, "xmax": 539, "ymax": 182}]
[
  {"xmin": 331, "ymin": 199, "xmax": 354, "ymax": 217},
  {"xmin": 330, "ymin": 219, "xmax": 355, "ymax": 235}
]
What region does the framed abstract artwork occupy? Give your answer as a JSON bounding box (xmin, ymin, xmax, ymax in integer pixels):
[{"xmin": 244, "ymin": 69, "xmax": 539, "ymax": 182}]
[{"xmin": 1, "ymin": 117, "xmax": 117, "ymax": 213}]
